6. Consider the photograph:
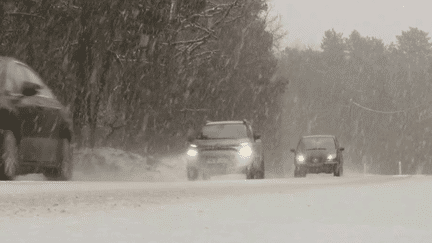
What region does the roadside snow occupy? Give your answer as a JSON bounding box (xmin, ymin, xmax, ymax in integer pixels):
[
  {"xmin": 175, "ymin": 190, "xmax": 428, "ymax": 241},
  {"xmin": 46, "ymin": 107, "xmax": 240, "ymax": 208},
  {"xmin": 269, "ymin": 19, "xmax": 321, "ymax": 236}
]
[
  {"xmin": 72, "ymin": 147, "xmax": 189, "ymax": 182},
  {"xmin": 16, "ymin": 147, "xmax": 189, "ymax": 182}
]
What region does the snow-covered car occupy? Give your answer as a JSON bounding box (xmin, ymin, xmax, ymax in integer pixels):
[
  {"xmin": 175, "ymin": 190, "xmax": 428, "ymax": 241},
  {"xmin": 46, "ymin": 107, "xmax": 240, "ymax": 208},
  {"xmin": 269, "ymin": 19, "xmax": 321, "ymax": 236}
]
[
  {"xmin": 186, "ymin": 120, "xmax": 264, "ymax": 180},
  {"xmin": 0, "ymin": 57, "xmax": 73, "ymax": 181},
  {"xmin": 290, "ymin": 135, "xmax": 344, "ymax": 177}
]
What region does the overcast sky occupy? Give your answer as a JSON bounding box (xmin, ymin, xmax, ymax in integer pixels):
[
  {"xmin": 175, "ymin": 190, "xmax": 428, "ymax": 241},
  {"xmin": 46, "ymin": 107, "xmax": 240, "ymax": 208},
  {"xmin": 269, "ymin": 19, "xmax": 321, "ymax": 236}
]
[{"xmin": 267, "ymin": 0, "xmax": 431, "ymax": 49}]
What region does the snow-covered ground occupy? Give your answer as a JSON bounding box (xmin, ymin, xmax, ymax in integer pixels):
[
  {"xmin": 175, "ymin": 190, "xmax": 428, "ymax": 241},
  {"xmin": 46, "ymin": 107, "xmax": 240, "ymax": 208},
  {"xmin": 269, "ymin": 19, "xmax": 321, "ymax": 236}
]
[
  {"xmin": 0, "ymin": 175, "xmax": 431, "ymax": 242},
  {"xmin": 8, "ymin": 147, "xmax": 432, "ymax": 242}
]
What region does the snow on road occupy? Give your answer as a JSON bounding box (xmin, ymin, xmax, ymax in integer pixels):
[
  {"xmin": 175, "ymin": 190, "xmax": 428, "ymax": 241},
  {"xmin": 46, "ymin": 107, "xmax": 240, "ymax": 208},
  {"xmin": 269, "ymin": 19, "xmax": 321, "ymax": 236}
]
[{"xmin": 0, "ymin": 174, "xmax": 431, "ymax": 242}]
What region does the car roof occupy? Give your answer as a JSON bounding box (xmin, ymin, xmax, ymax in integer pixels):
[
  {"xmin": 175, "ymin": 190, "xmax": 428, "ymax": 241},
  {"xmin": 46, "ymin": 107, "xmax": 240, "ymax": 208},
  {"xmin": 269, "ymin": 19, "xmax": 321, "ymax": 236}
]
[
  {"xmin": 302, "ymin": 135, "xmax": 336, "ymax": 139},
  {"xmin": 0, "ymin": 56, "xmax": 32, "ymax": 72},
  {"xmin": 206, "ymin": 121, "xmax": 244, "ymax": 125},
  {"xmin": 0, "ymin": 56, "xmax": 20, "ymax": 64},
  {"xmin": 0, "ymin": 57, "xmax": 20, "ymax": 88}
]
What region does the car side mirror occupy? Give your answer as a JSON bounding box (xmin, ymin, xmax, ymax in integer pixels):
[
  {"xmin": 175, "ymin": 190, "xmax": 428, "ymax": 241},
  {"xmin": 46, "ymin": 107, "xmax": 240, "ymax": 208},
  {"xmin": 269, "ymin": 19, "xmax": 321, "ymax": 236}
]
[
  {"xmin": 339, "ymin": 147, "xmax": 345, "ymax": 151},
  {"xmin": 290, "ymin": 149, "xmax": 296, "ymax": 153},
  {"xmin": 22, "ymin": 81, "xmax": 41, "ymax": 97},
  {"xmin": 253, "ymin": 133, "xmax": 261, "ymax": 140}
]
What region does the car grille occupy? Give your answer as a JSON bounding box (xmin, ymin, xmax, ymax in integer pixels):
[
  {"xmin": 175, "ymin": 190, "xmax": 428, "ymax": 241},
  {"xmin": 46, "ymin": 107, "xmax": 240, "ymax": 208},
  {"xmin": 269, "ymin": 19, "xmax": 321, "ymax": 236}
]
[
  {"xmin": 200, "ymin": 146, "xmax": 238, "ymax": 152},
  {"xmin": 201, "ymin": 155, "xmax": 234, "ymax": 165},
  {"xmin": 307, "ymin": 156, "xmax": 324, "ymax": 164}
]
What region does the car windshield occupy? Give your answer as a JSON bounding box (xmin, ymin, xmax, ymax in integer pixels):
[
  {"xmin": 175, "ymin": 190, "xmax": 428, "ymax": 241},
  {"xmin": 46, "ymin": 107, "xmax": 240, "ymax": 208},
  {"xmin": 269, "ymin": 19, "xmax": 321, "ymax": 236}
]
[
  {"xmin": 200, "ymin": 124, "xmax": 247, "ymax": 139},
  {"xmin": 298, "ymin": 137, "xmax": 336, "ymax": 151}
]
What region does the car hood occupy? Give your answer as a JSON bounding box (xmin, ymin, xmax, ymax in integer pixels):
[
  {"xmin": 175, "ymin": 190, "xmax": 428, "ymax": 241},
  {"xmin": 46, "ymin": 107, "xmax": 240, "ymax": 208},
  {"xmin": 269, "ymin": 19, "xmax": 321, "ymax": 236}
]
[
  {"xmin": 300, "ymin": 149, "xmax": 336, "ymax": 157},
  {"xmin": 192, "ymin": 138, "xmax": 251, "ymax": 148}
]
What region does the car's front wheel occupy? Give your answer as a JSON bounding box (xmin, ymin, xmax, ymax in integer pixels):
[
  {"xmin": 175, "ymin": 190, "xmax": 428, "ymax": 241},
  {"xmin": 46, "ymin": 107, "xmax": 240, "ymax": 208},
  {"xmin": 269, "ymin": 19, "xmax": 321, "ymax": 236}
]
[
  {"xmin": 187, "ymin": 166, "xmax": 199, "ymax": 181},
  {"xmin": 256, "ymin": 159, "xmax": 265, "ymax": 179},
  {"xmin": 44, "ymin": 138, "xmax": 73, "ymax": 181},
  {"xmin": 246, "ymin": 166, "xmax": 254, "ymax": 179},
  {"xmin": 334, "ymin": 163, "xmax": 343, "ymax": 177},
  {"xmin": 254, "ymin": 161, "xmax": 265, "ymax": 179},
  {"xmin": 294, "ymin": 166, "xmax": 306, "ymax": 178},
  {"xmin": 0, "ymin": 130, "xmax": 18, "ymax": 181}
]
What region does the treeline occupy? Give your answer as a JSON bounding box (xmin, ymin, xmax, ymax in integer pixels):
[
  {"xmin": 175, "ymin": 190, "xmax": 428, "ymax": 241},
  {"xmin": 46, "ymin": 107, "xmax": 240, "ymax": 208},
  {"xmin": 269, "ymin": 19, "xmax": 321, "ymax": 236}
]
[
  {"xmin": 0, "ymin": 0, "xmax": 287, "ymax": 172},
  {"xmin": 278, "ymin": 27, "xmax": 432, "ymax": 175}
]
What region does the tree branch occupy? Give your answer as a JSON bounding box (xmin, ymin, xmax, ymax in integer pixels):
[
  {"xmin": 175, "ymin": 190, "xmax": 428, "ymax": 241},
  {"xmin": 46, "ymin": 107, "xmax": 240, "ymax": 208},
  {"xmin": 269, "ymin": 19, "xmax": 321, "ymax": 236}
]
[
  {"xmin": 213, "ymin": 0, "xmax": 239, "ymax": 27},
  {"xmin": 170, "ymin": 34, "xmax": 211, "ymax": 46},
  {"xmin": 179, "ymin": 108, "xmax": 210, "ymax": 112},
  {"xmin": 184, "ymin": 22, "xmax": 217, "ymax": 39},
  {"xmin": 6, "ymin": 12, "xmax": 45, "ymax": 20}
]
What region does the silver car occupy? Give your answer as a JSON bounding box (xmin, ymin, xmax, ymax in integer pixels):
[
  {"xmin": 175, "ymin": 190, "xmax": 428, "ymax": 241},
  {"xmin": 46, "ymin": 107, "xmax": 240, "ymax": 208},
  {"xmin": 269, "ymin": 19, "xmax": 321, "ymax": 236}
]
[{"xmin": 186, "ymin": 120, "xmax": 264, "ymax": 180}]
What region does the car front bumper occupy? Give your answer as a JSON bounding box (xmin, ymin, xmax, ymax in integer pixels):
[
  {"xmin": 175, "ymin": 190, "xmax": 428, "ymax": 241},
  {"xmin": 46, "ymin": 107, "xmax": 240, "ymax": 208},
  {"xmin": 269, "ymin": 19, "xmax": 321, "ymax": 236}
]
[
  {"xmin": 296, "ymin": 161, "xmax": 339, "ymax": 173},
  {"xmin": 299, "ymin": 161, "xmax": 338, "ymax": 167},
  {"xmin": 187, "ymin": 154, "xmax": 253, "ymax": 176}
]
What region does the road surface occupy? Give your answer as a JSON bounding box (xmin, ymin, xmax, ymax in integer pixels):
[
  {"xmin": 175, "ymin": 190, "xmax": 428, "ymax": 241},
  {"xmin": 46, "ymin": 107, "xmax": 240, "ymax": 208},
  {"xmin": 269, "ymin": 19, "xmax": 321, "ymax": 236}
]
[{"xmin": 1, "ymin": 174, "xmax": 431, "ymax": 242}]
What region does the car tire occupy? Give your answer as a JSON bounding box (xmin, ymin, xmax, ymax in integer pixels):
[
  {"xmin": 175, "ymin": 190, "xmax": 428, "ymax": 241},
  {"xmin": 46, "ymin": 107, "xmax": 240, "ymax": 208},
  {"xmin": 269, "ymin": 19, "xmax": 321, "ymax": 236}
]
[
  {"xmin": 0, "ymin": 130, "xmax": 18, "ymax": 181},
  {"xmin": 202, "ymin": 172, "xmax": 210, "ymax": 180},
  {"xmin": 246, "ymin": 167, "xmax": 254, "ymax": 179},
  {"xmin": 44, "ymin": 138, "xmax": 73, "ymax": 181},
  {"xmin": 257, "ymin": 159, "xmax": 265, "ymax": 179},
  {"xmin": 187, "ymin": 167, "xmax": 199, "ymax": 181},
  {"xmin": 334, "ymin": 163, "xmax": 343, "ymax": 177},
  {"xmin": 254, "ymin": 170, "xmax": 264, "ymax": 179},
  {"xmin": 294, "ymin": 166, "xmax": 306, "ymax": 178}
]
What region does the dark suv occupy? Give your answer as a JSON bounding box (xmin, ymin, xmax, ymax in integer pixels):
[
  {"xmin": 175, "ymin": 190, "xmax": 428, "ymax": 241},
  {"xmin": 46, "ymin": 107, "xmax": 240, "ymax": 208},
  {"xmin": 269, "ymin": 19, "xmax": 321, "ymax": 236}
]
[
  {"xmin": 186, "ymin": 120, "xmax": 264, "ymax": 180},
  {"xmin": 290, "ymin": 135, "xmax": 344, "ymax": 177},
  {"xmin": 0, "ymin": 57, "xmax": 73, "ymax": 181}
]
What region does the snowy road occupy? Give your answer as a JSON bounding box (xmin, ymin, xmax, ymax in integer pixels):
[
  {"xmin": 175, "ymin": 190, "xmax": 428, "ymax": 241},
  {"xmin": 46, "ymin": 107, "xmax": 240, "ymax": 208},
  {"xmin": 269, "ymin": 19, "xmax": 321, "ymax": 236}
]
[{"xmin": 1, "ymin": 174, "xmax": 431, "ymax": 242}]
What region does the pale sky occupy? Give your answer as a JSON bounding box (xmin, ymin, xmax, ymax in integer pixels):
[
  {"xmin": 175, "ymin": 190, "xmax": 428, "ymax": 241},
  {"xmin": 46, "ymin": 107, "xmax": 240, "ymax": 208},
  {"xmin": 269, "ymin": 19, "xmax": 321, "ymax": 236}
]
[{"xmin": 267, "ymin": 0, "xmax": 432, "ymax": 50}]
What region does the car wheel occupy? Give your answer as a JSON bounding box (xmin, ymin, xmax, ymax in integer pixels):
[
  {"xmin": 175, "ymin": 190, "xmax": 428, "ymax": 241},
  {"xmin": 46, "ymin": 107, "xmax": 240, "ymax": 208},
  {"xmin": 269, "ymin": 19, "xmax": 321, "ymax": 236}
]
[
  {"xmin": 202, "ymin": 172, "xmax": 210, "ymax": 180},
  {"xmin": 254, "ymin": 170, "xmax": 264, "ymax": 179},
  {"xmin": 187, "ymin": 167, "xmax": 199, "ymax": 181},
  {"xmin": 246, "ymin": 167, "xmax": 254, "ymax": 179},
  {"xmin": 44, "ymin": 138, "xmax": 73, "ymax": 181},
  {"xmin": 334, "ymin": 163, "xmax": 343, "ymax": 177},
  {"xmin": 294, "ymin": 166, "xmax": 306, "ymax": 178},
  {"xmin": 0, "ymin": 130, "xmax": 18, "ymax": 181},
  {"xmin": 256, "ymin": 159, "xmax": 265, "ymax": 179}
]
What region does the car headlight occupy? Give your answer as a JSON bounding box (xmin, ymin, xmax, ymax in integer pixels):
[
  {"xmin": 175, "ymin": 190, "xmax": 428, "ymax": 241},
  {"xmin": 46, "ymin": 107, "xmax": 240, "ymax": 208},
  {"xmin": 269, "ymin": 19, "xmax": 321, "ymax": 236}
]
[
  {"xmin": 296, "ymin": 154, "xmax": 305, "ymax": 163},
  {"xmin": 238, "ymin": 143, "xmax": 252, "ymax": 159},
  {"xmin": 187, "ymin": 144, "xmax": 198, "ymax": 157},
  {"xmin": 187, "ymin": 149, "xmax": 198, "ymax": 157},
  {"xmin": 327, "ymin": 154, "xmax": 336, "ymax": 160}
]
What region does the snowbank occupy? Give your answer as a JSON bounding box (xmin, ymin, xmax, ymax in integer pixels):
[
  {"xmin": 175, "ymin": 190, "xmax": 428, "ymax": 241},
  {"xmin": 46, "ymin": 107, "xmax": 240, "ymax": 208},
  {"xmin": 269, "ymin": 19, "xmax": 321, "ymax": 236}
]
[
  {"xmin": 72, "ymin": 147, "xmax": 189, "ymax": 182},
  {"xmin": 16, "ymin": 147, "xmax": 189, "ymax": 182}
]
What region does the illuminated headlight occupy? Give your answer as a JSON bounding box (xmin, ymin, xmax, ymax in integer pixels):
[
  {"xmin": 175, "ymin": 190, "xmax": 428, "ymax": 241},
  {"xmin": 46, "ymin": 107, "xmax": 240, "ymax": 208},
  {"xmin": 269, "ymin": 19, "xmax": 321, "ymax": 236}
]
[
  {"xmin": 296, "ymin": 154, "xmax": 305, "ymax": 163},
  {"xmin": 238, "ymin": 143, "xmax": 252, "ymax": 159},
  {"xmin": 187, "ymin": 149, "xmax": 198, "ymax": 157},
  {"xmin": 327, "ymin": 154, "xmax": 336, "ymax": 160},
  {"xmin": 187, "ymin": 144, "xmax": 198, "ymax": 157}
]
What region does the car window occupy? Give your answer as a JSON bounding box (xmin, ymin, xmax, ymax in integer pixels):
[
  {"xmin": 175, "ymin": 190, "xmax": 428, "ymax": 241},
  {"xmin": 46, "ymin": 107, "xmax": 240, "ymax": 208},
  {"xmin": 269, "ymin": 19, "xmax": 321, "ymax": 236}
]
[
  {"xmin": 200, "ymin": 124, "xmax": 248, "ymax": 139},
  {"xmin": 18, "ymin": 64, "xmax": 55, "ymax": 99},
  {"xmin": 298, "ymin": 137, "xmax": 336, "ymax": 151}
]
